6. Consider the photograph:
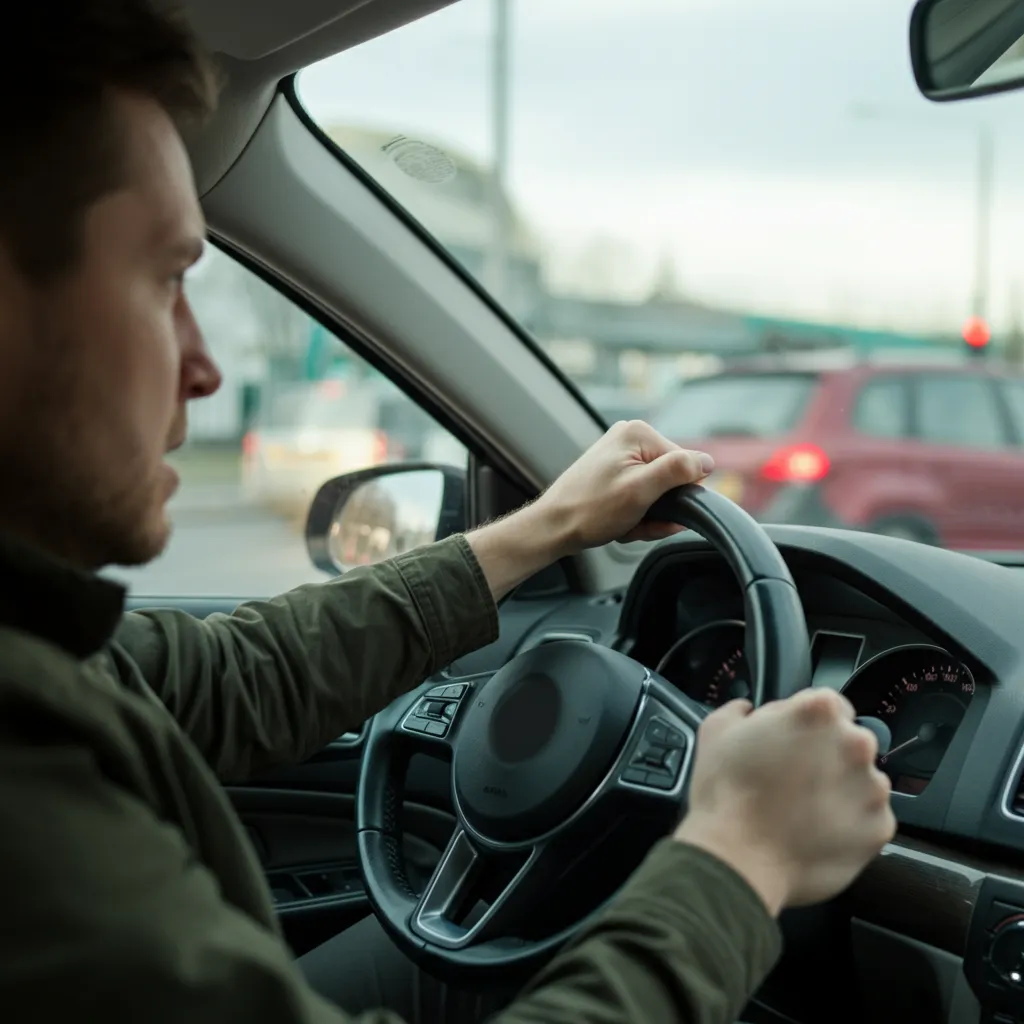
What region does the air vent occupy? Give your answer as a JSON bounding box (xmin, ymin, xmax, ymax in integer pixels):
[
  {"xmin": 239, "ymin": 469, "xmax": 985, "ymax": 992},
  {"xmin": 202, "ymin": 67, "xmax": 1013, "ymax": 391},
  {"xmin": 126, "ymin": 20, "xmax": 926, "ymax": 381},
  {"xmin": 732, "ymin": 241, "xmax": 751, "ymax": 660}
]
[{"xmin": 1003, "ymin": 749, "xmax": 1024, "ymax": 818}]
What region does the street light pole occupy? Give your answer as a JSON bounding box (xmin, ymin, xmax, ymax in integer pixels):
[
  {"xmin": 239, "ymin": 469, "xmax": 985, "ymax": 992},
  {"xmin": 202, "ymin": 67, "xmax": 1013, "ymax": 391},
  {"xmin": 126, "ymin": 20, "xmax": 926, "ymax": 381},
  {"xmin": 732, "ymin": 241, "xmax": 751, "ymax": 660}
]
[
  {"xmin": 485, "ymin": 0, "xmax": 511, "ymax": 303},
  {"xmin": 851, "ymin": 105, "xmax": 995, "ymax": 329},
  {"xmin": 973, "ymin": 124, "xmax": 994, "ymax": 322}
]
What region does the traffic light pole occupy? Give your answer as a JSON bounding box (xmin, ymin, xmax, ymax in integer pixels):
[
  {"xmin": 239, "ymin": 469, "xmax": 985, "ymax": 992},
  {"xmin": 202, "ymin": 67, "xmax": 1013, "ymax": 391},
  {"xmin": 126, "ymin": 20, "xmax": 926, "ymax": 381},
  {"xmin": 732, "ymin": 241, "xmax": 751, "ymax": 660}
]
[{"xmin": 973, "ymin": 126, "xmax": 994, "ymax": 323}]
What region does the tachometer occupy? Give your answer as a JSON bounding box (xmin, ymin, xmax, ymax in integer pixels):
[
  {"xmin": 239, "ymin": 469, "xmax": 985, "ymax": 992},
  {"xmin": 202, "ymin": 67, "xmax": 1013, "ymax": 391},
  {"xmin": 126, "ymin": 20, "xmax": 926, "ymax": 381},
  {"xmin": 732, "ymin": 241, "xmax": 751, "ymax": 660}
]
[
  {"xmin": 656, "ymin": 619, "xmax": 750, "ymax": 708},
  {"xmin": 841, "ymin": 645, "xmax": 975, "ymax": 795}
]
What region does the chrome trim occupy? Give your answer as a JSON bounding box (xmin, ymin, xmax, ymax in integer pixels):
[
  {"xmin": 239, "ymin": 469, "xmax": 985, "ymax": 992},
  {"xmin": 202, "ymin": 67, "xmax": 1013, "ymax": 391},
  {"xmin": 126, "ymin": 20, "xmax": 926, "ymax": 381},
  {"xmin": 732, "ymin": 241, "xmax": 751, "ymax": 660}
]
[{"xmin": 999, "ymin": 734, "xmax": 1024, "ymax": 821}]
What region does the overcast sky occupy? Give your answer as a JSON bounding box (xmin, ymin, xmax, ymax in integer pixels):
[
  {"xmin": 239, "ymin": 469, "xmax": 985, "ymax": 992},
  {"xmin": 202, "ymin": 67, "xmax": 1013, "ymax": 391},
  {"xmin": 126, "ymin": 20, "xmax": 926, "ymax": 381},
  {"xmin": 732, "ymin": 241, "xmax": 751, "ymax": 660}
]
[{"xmin": 298, "ymin": 0, "xmax": 1024, "ymax": 334}]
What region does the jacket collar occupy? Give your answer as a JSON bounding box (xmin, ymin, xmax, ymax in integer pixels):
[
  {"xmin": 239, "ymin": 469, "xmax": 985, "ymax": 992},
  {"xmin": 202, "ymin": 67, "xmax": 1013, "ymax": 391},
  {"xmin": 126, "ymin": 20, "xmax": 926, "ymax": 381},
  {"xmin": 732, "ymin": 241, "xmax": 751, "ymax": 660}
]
[{"xmin": 0, "ymin": 532, "xmax": 126, "ymax": 659}]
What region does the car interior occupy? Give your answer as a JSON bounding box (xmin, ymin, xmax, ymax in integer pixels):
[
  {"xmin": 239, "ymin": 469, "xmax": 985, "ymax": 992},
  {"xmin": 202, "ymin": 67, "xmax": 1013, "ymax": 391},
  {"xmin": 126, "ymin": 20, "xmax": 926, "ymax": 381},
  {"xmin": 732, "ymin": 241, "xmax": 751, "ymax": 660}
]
[{"xmin": 107, "ymin": 0, "xmax": 1024, "ymax": 1022}]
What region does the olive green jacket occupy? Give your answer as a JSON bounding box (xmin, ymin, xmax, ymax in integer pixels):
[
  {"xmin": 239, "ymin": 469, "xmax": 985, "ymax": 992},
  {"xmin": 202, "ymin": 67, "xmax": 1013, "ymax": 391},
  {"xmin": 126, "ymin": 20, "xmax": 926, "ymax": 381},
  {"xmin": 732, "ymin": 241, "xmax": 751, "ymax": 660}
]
[{"xmin": 0, "ymin": 532, "xmax": 780, "ymax": 1022}]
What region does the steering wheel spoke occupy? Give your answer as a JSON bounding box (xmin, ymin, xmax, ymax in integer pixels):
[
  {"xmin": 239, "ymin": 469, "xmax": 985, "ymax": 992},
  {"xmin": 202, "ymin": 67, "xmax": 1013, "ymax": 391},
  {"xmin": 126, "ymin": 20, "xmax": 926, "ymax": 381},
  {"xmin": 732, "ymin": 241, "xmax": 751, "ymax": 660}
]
[{"xmin": 410, "ymin": 827, "xmax": 552, "ymax": 949}]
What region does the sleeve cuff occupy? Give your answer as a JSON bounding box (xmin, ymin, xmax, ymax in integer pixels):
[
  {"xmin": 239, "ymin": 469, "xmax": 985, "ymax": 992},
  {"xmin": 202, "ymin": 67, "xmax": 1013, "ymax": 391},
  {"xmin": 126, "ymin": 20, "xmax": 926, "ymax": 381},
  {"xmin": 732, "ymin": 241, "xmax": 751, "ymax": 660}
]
[{"xmin": 391, "ymin": 535, "xmax": 500, "ymax": 674}]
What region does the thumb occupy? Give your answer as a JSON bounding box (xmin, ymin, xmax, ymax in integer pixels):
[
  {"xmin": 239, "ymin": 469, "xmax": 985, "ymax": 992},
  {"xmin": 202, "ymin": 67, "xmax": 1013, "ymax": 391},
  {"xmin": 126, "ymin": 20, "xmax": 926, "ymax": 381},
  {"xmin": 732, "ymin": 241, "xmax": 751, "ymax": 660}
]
[{"xmin": 639, "ymin": 448, "xmax": 714, "ymax": 501}]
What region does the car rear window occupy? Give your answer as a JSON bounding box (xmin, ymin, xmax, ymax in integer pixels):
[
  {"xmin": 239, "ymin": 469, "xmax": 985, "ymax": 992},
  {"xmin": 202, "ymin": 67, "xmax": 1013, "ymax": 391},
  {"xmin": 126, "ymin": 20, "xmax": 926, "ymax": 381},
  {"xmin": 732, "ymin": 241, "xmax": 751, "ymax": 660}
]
[{"xmin": 651, "ymin": 373, "xmax": 817, "ymax": 440}]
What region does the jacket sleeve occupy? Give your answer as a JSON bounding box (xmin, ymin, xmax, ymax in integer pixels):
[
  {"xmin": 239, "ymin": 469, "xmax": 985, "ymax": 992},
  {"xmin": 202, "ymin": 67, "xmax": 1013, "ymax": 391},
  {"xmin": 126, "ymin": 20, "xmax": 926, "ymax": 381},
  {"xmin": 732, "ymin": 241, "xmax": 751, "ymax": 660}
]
[
  {"xmin": 0, "ymin": 736, "xmax": 781, "ymax": 1024},
  {"xmin": 109, "ymin": 534, "xmax": 499, "ymax": 781}
]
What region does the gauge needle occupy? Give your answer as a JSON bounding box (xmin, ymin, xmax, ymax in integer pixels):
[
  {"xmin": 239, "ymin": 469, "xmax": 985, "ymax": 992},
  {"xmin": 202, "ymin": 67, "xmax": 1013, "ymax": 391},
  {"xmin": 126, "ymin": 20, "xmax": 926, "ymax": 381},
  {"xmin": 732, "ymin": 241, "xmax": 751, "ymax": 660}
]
[{"xmin": 879, "ymin": 722, "xmax": 938, "ymax": 764}]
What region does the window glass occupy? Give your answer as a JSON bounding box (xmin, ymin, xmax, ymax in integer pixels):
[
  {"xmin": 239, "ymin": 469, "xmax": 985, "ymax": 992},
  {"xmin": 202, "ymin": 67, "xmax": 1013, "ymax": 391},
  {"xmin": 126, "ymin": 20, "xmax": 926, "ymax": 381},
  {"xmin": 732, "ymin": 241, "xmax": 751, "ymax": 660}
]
[
  {"xmin": 915, "ymin": 376, "xmax": 1005, "ymax": 448},
  {"xmin": 651, "ymin": 374, "xmax": 816, "ymax": 441},
  {"xmin": 853, "ymin": 377, "xmax": 909, "ymax": 438},
  {"xmin": 109, "ymin": 248, "xmax": 466, "ymax": 597},
  {"xmin": 295, "ymin": 0, "xmax": 1024, "ymax": 551},
  {"xmin": 1000, "ymin": 380, "xmax": 1024, "ymax": 443}
]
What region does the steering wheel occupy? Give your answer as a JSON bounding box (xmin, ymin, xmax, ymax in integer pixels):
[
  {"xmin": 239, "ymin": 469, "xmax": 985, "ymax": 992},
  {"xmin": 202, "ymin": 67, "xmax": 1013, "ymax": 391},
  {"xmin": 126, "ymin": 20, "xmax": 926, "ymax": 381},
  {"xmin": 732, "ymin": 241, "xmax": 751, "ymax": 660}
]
[{"xmin": 356, "ymin": 483, "xmax": 811, "ymax": 982}]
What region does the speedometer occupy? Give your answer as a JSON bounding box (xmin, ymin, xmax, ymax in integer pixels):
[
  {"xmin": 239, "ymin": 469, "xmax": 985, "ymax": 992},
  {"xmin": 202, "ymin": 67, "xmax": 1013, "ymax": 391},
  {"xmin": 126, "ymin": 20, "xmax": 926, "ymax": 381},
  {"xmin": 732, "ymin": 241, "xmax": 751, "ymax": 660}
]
[
  {"xmin": 841, "ymin": 645, "xmax": 976, "ymax": 795},
  {"xmin": 656, "ymin": 619, "xmax": 750, "ymax": 708}
]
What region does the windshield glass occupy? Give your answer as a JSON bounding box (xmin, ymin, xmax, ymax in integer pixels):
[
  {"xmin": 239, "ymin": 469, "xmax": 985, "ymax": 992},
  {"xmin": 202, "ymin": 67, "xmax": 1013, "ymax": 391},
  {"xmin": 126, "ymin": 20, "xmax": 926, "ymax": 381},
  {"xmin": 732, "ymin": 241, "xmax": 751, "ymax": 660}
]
[
  {"xmin": 652, "ymin": 375, "xmax": 817, "ymax": 441},
  {"xmin": 297, "ymin": 0, "xmax": 1024, "ymax": 553}
]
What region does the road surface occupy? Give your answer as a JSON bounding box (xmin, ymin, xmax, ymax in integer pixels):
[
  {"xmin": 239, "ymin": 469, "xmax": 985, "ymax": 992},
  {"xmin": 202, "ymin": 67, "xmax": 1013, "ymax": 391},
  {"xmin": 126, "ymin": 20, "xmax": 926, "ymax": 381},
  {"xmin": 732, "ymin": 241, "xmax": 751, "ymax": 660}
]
[{"xmin": 109, "ymin": 502, "xmax": 329, "ymax": 599}]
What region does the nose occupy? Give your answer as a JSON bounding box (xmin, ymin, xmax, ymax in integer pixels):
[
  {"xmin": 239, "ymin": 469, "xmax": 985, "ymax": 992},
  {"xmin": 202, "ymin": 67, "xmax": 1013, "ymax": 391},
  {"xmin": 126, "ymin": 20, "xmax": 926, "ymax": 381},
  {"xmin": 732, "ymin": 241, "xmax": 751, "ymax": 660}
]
[
  {"xmin": 179, "ymin": 299, "xmax": 222, "ymax": 400},
  {"xmin": 184, "ymin": 345, "xmax": 222, "ymax": 400}
]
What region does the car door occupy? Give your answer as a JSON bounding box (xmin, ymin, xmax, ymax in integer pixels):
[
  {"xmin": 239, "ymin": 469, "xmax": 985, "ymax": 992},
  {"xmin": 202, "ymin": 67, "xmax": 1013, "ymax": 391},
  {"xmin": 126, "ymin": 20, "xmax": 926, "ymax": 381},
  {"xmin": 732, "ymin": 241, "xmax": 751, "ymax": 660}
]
[
  {"xmin": 907, "ymin": 371, "xmax": 1024, "ymax": 549},
  {"xmin": 114, "ymin": 249, "xmax": 620, "ymax": 955}
]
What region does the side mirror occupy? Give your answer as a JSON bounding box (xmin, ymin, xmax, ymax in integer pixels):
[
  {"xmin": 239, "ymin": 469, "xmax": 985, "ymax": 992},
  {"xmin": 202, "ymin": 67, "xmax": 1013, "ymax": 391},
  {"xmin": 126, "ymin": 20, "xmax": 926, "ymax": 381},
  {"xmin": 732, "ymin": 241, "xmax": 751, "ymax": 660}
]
[
  {"xmin": 910, "ymin": 0, "xmax": 1024, "ymax": 101},
  {"xmin": 305, "ymin": 463, "xmax": 467, "ymax": 576}
]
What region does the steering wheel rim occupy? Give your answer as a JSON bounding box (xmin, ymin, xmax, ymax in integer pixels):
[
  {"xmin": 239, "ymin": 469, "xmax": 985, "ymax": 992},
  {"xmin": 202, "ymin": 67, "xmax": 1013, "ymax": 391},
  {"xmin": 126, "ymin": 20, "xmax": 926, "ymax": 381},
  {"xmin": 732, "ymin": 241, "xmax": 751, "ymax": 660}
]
[{"xmin": 356, "ymin": 483, "xmax": 811, "ymax": 983}]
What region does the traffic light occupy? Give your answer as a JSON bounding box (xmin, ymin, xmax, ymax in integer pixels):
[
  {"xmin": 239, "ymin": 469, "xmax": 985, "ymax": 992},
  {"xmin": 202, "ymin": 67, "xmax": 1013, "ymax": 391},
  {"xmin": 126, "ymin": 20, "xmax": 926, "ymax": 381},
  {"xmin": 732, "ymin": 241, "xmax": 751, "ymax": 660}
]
[{"xmin": 962, "ymin": 315, "xmax": 991, "ymax": 354}]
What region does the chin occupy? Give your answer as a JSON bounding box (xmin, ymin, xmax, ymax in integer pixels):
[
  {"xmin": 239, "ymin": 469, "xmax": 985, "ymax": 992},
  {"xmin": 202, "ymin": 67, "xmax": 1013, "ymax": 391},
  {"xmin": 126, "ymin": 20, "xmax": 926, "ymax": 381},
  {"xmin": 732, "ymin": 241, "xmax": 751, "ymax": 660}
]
[{"xmin": 106, "ymin": 508, "xmax": 172, "ymax": 568}]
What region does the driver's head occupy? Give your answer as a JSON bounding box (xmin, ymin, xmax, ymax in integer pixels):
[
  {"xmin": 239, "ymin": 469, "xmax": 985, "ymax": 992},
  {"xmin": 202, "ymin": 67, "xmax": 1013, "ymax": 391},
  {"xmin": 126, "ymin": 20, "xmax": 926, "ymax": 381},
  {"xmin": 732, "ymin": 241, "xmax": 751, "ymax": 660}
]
[{"xmin": 0, "ymin": 1, "xmax": 222, "ymax": 570}]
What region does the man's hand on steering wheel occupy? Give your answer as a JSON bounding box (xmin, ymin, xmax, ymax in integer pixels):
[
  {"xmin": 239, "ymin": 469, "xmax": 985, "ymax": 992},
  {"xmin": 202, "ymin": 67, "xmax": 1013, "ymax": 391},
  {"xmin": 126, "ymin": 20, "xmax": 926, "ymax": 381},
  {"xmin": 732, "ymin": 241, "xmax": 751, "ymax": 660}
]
[
  {"xmin": 533, "ymin": 419, "xmax": 716, "ymax": 551},
  {"xmin": 677, "ymin": 690, "xmax": 897, "ymax": 916},
  {"xmin": 467, "ymin": 421, "xmax": 715, "ymax": 603}
]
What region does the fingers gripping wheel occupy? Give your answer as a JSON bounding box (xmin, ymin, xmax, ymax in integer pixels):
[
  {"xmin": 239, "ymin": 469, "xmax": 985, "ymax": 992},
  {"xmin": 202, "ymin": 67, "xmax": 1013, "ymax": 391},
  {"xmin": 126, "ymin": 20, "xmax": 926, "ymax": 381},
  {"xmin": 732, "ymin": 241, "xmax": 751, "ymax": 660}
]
[{"xmin": 356, "ymin": 483, "xmax": 812, "ymax": 983}]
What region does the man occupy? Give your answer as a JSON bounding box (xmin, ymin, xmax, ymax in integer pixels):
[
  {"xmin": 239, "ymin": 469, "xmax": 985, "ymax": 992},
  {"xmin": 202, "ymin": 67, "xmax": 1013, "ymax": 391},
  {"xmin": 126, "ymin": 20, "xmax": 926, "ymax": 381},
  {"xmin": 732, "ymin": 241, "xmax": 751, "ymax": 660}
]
[{"xmin": 0, "ymin": 2, "xmax": 896, "ymax": 1022}]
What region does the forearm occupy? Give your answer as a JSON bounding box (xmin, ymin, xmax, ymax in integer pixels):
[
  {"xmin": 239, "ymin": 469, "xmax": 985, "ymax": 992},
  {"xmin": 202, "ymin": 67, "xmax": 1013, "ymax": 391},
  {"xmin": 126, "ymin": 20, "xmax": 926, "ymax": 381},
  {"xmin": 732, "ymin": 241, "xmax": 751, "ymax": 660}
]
[
  {"xmin": 111, "ymin": 535, "xmax": 498, "ymax": 780},
  {"xmin": 466, "ymin": 501, "xmax": 571, "ymax": 603}
]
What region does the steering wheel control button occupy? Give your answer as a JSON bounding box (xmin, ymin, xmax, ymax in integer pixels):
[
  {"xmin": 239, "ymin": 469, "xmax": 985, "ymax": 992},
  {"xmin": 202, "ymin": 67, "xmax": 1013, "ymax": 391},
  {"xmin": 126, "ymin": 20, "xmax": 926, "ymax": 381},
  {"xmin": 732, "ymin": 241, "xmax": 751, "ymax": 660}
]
[
  {"xmin": 622, "ymin": 717, "xmax": 688, "ymax": 790},
  {"xmin": 403, "ymin": 716, "xmax": 429, "ymax": 733},
  {"xmin": 452, "ymin": 641, "xmax": 645, "ymax": 842},
  {"xmin": 424, "ymin": 720, "xmax": 448, "ymax": 737}
]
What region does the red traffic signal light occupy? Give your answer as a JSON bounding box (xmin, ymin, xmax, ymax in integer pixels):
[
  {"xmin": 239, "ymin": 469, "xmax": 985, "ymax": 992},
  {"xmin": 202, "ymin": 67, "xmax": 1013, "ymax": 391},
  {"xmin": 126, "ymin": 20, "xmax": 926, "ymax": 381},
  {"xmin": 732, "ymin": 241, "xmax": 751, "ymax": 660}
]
[{"xmin": 962, "ymin": 316, "xmax": 991, "ymax": 349}]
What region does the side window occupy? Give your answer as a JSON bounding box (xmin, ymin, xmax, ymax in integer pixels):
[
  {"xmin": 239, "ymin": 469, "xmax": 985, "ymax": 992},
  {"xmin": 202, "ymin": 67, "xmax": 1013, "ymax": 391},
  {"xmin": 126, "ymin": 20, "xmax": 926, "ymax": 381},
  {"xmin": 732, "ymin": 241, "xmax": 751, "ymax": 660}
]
[
  {"xmin": 112, "ymin": 248, "xmax": 467, "ymax": 597},
  {"xmin": 999, "ymin": 381, "xmax": 1024, "ymax": 444},
  {"xmin": 914, "ymin": 375, "xmax": 1005, "ymax": 449},
  {"xmin": 852, "ymin": 377, "xmax": 909, "ymax": 439}
]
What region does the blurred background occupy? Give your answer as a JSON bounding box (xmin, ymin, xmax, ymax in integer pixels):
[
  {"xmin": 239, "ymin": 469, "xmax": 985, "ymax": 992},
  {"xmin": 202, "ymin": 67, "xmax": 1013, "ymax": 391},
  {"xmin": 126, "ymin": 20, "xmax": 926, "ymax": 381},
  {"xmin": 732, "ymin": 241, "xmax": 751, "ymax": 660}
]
[{"xmin": 113, "ymin": 0, "xmax": 1024, "ymax": 595}]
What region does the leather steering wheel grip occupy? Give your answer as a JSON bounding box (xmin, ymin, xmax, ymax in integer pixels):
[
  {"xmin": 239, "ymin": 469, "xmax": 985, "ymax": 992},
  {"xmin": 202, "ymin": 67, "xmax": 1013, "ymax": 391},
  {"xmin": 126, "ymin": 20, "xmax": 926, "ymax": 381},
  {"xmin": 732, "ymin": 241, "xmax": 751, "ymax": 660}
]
[{"xmin": 645, "ymin": 483, "xmax": 811, "ymax": 702}]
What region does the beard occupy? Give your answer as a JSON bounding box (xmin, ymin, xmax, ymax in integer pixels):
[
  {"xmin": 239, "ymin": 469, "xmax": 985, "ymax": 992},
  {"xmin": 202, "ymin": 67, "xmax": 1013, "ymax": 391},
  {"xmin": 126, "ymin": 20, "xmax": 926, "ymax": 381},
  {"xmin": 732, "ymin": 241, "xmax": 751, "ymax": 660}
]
[{"xmin": 0, "ymin": 332, "xmax": 173, "ymax": 571}]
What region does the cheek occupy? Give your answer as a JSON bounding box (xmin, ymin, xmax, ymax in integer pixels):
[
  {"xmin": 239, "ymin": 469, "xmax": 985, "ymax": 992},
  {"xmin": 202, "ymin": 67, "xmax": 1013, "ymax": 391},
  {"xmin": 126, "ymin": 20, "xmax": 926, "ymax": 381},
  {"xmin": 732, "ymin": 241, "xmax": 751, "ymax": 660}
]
[{"xmin": 116, "ymin": 291, "xmax": 183, "ymax": 445}]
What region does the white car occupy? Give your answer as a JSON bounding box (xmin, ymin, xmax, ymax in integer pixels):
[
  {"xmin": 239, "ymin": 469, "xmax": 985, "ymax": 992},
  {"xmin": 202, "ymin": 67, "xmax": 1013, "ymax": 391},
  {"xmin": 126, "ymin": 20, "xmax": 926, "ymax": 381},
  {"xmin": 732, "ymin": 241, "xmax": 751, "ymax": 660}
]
[{"xmin": 241, "ymin": 380, "xmax": 389, "ymax": 520}]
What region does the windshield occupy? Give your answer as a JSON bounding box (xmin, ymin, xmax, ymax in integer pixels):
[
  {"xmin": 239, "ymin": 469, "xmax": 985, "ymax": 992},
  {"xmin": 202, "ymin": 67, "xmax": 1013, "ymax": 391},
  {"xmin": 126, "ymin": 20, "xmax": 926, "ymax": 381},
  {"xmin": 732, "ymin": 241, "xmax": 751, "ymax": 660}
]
[
  {"xmin": 297, "ymin": 0, "xmax": 1024, "ymax": 553},
  {"xmin": 652, "ymin": 375, "xmax": 816, "ymax": 441}
]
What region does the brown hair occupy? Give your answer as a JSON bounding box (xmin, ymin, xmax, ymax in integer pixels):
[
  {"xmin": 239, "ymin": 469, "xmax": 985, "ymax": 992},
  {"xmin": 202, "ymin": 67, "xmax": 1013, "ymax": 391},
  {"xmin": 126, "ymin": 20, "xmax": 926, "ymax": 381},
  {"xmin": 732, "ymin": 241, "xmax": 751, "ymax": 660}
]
[{"xmin": 2, "ymin": 1, "xmax": 220, "ymax": 283}]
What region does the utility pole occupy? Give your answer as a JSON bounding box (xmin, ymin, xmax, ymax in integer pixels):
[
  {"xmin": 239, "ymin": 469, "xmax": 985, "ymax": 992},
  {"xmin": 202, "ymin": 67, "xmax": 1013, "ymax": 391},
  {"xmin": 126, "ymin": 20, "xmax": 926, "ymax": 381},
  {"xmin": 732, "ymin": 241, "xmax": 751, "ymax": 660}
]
[
  {"xmin": 972, "ymin": 125, "xmax": 994, "ymax": 323},
  {"xmin": 851, "ymin": 105, "xmax": 995, "ymax": 337},
  {"xmin": 485, "ymin": 0, "xmax": 511, "ymax": 304}
]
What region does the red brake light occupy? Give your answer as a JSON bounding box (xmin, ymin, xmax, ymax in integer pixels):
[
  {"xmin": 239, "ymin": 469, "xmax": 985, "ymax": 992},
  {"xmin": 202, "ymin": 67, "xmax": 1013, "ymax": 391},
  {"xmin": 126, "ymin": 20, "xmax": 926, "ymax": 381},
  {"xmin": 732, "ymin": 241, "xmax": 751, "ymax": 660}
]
[
  {"xmin": 761, "ymin": 444, "xmax": 830, "ymax": 483},
  {"xmin": 242, "ymin": 431, "xmax": 259, "ymax": 457}
]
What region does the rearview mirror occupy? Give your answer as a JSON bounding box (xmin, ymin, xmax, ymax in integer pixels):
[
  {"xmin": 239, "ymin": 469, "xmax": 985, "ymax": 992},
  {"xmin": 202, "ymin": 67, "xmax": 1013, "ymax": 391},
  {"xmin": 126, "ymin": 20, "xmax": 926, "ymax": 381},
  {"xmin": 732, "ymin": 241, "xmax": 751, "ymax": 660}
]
[
  {"xmin": 305, "ymin": 464, "xmax": 466, "ymax": 576},
  {"xmin": 911, "ymin": 0, "xmax": 1024, "ymax": 101}
]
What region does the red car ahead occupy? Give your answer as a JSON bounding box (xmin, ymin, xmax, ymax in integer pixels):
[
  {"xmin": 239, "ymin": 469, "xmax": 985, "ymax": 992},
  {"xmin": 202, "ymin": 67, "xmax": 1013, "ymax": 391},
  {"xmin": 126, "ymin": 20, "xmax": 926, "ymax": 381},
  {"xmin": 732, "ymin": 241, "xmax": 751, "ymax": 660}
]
[{"xmin": 649, "ymin": 352, "xmax": 1024, "ymax": 550}]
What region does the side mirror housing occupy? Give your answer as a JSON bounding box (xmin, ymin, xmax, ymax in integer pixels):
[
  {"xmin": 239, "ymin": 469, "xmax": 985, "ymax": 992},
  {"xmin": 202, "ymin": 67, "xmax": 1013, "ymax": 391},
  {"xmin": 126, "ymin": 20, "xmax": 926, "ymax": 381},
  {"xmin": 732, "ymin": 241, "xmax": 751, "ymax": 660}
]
[
  {"xmin": 910, "ymin": 0, "xmax": 1024, "ymax": 102},
  {"xmin": 304, "ymin": 463, "xmax": 467, "ymax": 576}
]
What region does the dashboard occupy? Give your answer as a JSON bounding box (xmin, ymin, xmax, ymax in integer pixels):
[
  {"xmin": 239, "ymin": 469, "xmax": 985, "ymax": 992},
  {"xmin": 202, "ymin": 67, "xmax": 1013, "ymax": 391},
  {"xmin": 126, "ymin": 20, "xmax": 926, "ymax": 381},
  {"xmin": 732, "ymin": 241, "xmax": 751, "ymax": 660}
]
[{"xmin": 514, "ymin": 525, "xmax": 1024, "ymax": 1023}]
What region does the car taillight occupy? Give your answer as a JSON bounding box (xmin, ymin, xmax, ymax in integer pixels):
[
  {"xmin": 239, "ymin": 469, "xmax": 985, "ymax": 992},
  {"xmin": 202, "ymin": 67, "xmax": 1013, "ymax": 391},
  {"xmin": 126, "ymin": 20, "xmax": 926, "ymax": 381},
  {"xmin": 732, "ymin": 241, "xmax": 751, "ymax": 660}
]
[
  {"xmin": 242, "ymin": 431, "xmax": 259, "ymax": 457},
  {"xmin": 760, "ymin": 444, "xmax": 830, "ymax": 483}
]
